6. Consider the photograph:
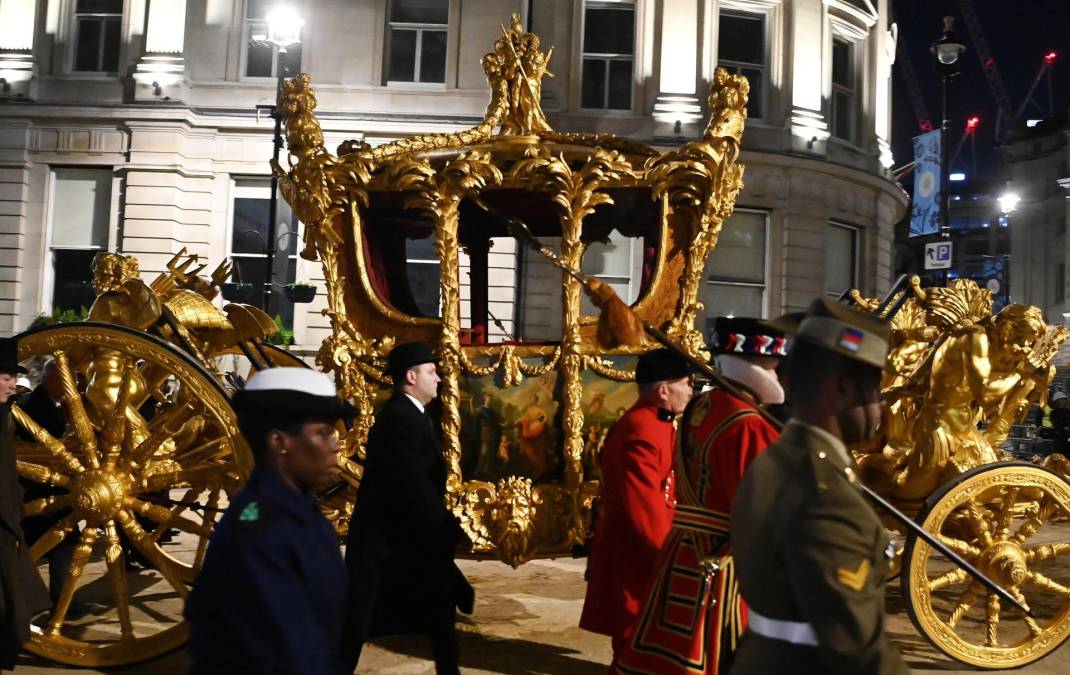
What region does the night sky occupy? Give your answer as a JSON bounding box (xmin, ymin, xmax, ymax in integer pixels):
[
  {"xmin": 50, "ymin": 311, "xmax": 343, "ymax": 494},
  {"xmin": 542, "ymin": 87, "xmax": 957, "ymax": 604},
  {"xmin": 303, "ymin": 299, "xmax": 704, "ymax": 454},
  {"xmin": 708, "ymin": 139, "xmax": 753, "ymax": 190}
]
[{"xmin": 891, "ymin": 0, "xmax": 1070, "ymax": 178}]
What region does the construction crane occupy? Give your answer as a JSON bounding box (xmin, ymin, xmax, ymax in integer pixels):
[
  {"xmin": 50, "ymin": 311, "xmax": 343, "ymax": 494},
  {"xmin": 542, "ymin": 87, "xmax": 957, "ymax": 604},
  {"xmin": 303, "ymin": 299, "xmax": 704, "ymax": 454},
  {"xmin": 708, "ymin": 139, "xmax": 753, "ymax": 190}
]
[
  {"xmin": 957, "ymin": 0, "xmax": 1014, "ymax": 141},
  {"xmin": 896, "ymin": 34, "xmax": 934, "ymax": 133}
]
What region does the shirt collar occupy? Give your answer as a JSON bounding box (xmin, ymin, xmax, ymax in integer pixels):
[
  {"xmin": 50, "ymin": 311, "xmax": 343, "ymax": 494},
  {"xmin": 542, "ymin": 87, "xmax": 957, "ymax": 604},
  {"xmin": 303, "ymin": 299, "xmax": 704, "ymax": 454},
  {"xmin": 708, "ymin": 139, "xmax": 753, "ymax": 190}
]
[
  {"xmin": 246, "ymin": 465, "xmax": 320, "ymax": 524},
  {"xmin": 404, "ymin": 393, "xmax": 425, "ymax": 414}
]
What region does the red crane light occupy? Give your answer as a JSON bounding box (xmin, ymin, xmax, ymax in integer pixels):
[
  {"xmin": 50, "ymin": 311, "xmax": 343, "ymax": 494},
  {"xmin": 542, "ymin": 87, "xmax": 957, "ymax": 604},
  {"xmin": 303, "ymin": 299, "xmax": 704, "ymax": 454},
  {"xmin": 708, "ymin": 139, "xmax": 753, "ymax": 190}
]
[
  {"xmin": 1044, "ymin": 51, "xmax": 1058, "ymax": 65},
  {"xmin": 966, "ymin": 116, "xmax": 981, "ymax": 131}
]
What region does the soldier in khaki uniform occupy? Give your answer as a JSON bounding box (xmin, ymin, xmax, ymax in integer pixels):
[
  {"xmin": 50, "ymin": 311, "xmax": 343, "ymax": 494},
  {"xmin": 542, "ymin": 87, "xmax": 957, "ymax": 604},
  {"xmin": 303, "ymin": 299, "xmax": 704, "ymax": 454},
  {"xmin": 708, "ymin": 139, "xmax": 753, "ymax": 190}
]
[{"xmin": 730, "ymin": 298, "xmax": 908, "ymax": 675}]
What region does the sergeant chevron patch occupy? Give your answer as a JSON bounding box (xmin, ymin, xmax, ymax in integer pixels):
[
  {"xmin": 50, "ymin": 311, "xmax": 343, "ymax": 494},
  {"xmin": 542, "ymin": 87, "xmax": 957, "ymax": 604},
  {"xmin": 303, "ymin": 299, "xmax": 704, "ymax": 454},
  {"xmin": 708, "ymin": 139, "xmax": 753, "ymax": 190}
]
[{"xmin": 836, "ymin": 559, "xmax": 870, "ymax": 592}]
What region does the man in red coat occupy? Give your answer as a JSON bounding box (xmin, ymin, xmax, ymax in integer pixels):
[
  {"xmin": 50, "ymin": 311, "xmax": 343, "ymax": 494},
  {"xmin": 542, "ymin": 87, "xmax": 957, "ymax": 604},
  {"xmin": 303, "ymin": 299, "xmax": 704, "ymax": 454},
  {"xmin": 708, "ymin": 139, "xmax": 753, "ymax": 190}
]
[
  {"xmin": 580, "ymin": 349, "xmax": 694, "ymax": 666},
  {"xmin": 617, "ymin": 317, "xmax": 787, "ymax": 675}
]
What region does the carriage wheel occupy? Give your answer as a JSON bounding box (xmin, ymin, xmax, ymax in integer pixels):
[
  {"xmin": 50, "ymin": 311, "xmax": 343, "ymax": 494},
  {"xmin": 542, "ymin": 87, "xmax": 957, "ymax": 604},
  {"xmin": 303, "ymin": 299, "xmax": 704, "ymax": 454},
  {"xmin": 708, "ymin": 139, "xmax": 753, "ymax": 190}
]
[
  {"xmin": 902, "ymin": 462, "xmax": 1070, "ymax": 669},
  {"xmin": 15, "ymin": 322, "xmax": 248, "ymax": 667}
]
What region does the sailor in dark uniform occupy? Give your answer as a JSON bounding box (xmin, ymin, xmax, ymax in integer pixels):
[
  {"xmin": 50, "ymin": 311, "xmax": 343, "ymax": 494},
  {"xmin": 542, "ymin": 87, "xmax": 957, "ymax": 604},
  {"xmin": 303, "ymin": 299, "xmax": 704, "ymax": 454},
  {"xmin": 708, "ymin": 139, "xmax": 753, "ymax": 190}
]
[{"xmin": 184, "ymin": 368, "xmax": 356, "ymax": 675}]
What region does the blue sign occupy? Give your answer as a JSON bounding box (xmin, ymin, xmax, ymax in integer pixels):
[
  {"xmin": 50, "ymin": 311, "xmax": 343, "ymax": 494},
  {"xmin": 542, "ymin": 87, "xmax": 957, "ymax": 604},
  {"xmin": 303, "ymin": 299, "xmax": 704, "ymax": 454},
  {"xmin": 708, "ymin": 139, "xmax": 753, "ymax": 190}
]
[{"xmin": 910, "ymin": 130, "xmax": 941, "ymax": 237}]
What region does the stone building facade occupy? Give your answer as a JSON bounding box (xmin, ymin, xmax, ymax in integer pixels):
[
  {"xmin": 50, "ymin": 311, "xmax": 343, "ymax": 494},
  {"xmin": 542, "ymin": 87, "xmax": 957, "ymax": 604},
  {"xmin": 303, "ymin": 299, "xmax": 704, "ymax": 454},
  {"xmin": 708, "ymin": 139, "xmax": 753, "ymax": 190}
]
[
  {"xmin": 1004, "ymin": 113, "xmax": 1070, "ymax": 326},
  {"xmin": 0, "ymin": 0, "xmax": 906, "ymax": 348}
]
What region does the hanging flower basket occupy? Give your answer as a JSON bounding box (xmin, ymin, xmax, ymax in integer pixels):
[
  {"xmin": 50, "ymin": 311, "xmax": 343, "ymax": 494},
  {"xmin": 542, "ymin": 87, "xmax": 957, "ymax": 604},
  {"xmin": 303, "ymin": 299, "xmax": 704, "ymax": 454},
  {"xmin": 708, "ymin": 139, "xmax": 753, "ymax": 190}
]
[
  {"xmin": 221, "ymin": 282, "xmax": 258, "ymax": 304},
  {"xmin": 284, "ymin": 283, "xmax": 317, "ymax": 304}
]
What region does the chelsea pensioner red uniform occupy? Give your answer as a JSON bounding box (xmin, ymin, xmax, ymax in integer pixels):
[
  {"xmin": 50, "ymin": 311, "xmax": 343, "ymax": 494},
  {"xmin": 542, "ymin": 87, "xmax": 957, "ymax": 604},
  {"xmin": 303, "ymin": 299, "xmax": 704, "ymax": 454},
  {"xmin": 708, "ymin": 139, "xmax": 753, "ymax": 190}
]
[{"xmin": 580, "ymin": 399, "xmax": 677, "ymax": 639}]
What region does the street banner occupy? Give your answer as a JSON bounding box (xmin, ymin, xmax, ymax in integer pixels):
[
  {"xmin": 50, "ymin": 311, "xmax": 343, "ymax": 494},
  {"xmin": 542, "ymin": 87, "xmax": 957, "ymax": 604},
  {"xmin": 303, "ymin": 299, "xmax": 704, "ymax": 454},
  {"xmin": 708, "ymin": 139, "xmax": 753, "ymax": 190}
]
[{"xmin": 910, "ymin": 129, "xmax": 941, "ymax": 237}]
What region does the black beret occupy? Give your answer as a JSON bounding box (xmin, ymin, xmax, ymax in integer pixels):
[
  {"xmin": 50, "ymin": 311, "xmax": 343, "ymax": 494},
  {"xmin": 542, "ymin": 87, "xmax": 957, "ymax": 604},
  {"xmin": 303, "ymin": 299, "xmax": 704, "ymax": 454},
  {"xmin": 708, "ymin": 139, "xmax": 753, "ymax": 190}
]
[{"xmin": 635, "ymin": 348, "xmax": 692, "ymax": 384}]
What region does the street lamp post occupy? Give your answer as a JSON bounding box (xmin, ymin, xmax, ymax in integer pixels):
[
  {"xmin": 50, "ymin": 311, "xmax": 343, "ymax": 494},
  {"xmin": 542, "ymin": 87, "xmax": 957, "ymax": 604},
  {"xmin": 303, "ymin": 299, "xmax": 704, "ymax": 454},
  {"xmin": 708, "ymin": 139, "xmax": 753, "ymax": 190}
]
[
  {"xmin": 931, "ymin": 17, "xmax": 966, "ymax": 284},
  {"xmin": 252, "ymin": 7, "xmax": 304, "ymax": 313}
]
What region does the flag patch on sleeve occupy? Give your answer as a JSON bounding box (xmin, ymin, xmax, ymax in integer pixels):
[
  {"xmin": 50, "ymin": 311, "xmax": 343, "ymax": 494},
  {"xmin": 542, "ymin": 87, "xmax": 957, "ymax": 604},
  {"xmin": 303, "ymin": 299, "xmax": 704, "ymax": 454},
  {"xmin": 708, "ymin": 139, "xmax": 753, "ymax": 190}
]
[{"xmin": 839, "ymin": 327, "xmax": 864, "ymax": 352}]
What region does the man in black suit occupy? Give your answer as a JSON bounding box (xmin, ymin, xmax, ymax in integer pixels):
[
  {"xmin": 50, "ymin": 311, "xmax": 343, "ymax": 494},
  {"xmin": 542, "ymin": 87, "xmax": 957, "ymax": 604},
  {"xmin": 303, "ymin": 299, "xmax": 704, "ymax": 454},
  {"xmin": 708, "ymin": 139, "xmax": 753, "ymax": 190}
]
[
  {"xmin": 344, "ymin": 341, "xmax": 473, "ymax": 674},
  {"xmin": 0, "ymin": 337, "xmax": 50, "ymax": 670}
]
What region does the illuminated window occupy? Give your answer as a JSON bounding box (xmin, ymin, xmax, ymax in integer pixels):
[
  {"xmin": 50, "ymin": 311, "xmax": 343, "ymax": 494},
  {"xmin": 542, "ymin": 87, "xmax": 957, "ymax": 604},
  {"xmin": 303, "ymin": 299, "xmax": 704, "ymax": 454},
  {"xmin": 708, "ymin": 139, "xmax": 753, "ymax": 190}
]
[{"xmin": 581, "ymin": 1, "xmax": 635, "ymax": 110}]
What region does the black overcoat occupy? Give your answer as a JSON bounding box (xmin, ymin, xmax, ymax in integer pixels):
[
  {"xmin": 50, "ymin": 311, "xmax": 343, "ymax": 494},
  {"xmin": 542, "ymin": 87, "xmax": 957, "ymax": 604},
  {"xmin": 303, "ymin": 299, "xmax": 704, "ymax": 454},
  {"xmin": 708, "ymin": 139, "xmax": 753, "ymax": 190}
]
[
  {"xmin": 345, "ymin": 394, "xmax": 473, "ymax": 639},
  {"xmin": 0, "ymin": 407, "xmax": 50, "ymax": 669}
]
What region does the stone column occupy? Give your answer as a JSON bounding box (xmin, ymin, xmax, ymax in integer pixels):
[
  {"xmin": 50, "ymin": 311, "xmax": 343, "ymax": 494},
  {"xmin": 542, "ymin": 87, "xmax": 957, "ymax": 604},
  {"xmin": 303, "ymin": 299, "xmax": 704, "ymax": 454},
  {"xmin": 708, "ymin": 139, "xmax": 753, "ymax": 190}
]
[
  {"xmin": 133, "ymin": 0, "xmax": 189, "ymax": 101},
  {"xmin": 787, "ymin": 0, "xmax": 828, "ymax": 154},
  {"xmin": 0, "ymin": 0, "xmax": 37, "ymax": 100},
  {"xmin": 653, "ymin": 0, "xmax": 702, "ymax": 129}
]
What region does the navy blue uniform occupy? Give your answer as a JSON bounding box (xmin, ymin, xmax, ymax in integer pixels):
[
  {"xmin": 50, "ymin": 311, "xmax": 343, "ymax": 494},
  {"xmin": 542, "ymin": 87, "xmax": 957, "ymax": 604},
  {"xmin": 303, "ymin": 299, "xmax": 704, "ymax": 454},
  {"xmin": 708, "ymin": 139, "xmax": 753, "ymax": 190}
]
[{"xmin": 184, "ymin": 467, "xmax": 347, "ymax": 674}]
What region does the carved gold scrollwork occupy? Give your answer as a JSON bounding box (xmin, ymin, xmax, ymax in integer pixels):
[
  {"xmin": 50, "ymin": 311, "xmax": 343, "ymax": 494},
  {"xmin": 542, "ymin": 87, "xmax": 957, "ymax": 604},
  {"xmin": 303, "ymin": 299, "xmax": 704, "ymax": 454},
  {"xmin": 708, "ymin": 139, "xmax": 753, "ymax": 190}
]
[
  {"xmin": 646, "ymin": 67, "xmax": 749, "ymax": 360},
  {"xmin": 583, "ymin": 355, "xmax": 637, "ymax": 382},
  {"xmin": 458, "ymin": 346, "xmax": 561, "ymax": 388}
]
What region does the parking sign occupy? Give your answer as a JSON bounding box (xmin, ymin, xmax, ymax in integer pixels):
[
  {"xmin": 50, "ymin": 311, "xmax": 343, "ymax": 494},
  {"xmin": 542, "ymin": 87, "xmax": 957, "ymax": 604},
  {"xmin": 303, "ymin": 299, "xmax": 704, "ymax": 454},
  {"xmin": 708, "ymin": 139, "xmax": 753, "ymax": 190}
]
[{"xmin": 924, "ymin": 242, "xmax": 953, "ymax": 270}]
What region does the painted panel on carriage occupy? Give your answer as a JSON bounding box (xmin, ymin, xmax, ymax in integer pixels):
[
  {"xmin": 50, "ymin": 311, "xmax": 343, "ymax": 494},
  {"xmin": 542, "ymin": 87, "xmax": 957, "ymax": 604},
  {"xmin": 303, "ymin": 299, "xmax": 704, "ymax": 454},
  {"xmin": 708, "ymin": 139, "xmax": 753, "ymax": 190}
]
[{"xmin": 457, "ymin": 355, "xmax": 638, "ymax": 484}]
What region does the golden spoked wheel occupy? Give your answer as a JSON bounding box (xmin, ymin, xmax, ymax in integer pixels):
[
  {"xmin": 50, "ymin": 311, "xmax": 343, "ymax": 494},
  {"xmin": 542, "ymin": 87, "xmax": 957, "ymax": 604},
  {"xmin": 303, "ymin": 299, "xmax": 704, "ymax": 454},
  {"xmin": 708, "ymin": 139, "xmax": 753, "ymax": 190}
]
[
  {"xmin": 902, "ymin": 462, "xmax": 1070, "ymax": 669},
  {"xmin": 14, "ymin": 322, "xmax": 248, "ymax": 667}
]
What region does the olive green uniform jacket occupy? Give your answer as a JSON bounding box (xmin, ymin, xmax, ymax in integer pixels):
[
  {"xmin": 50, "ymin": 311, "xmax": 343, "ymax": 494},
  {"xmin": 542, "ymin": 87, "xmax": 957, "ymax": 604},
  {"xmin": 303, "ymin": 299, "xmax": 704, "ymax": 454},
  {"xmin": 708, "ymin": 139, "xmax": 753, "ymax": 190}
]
[{"xmin": 729, "ymin": 420, "xmax": 908, "ymax": 675}]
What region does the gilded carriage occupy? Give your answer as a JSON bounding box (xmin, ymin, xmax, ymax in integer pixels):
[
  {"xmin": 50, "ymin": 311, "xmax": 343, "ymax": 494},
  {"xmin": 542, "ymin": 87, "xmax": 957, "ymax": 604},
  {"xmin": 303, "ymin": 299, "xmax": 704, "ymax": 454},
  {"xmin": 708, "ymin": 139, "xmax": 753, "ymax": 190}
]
[{"xmin": 12, "ymin": 15, "xmax": 1070, "ymax": 671}]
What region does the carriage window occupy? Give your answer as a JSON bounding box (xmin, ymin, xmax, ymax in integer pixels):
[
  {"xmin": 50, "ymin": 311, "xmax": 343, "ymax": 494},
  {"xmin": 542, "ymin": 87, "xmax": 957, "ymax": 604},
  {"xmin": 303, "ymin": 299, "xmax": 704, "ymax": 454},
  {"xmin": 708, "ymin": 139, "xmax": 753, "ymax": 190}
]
[
  {"xmin": 516, "ymin": 237, "xmax": 563, "ymax": 341},
  {"xmin": 406, "ymin": 236, "xmax": 441, "ymax": 318},
  {"xmin": 580, "ymin": 230, "xmax": 643, "ymax": 314},
  {"xmin": 699, "ymin": 209, "xmax": 767, "ymax": 337}
]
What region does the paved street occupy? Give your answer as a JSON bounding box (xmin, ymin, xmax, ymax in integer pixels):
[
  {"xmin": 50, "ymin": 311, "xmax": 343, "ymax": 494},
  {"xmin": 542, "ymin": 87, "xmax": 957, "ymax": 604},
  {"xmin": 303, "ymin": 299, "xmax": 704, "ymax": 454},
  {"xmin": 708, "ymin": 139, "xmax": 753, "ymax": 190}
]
[{"xmin": 12, "ymin": 548, "xmax": 1070, "ymax": 674}]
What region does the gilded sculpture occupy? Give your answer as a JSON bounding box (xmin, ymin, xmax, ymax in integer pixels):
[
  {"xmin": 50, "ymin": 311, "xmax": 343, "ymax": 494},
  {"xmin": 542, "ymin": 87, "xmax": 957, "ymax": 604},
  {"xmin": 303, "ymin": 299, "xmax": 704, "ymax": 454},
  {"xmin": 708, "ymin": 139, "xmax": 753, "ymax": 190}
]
[{"xmin": 853, "ymin": 279, "xmax": 1068, "ymax": 504}]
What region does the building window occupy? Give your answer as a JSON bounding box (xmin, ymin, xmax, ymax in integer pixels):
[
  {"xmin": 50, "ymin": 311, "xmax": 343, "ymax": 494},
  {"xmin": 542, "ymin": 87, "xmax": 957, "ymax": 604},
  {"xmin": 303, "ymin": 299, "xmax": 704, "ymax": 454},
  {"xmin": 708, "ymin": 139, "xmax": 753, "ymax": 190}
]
[
  {"xmin": 73, "ymin": 0, "xmax": 123, "ymax": 73},
  {"xmin": 831, "ymin": 38, "xmax": 855, "ymax": 141},
  {"xmin": 825, "ymin": 222, "xmax": 858, "ymax": 296},
  {"xmin": 581, "ymin": 1, "xmax": 635, "ymax": 110},
  {"xmin": 386, "ymin": 0, "xmax": 448, "ymax": 83},
  {"xmin": 699, "ymin": 210, "xmax": 767, "ymax": 337},
  {"xmin": 243, "ymin": 0, "xmax": 302, "ymax": 78},
  {"xmin": 405, "ymin": 236, "xmax": 441, "ymax": 317},
  {"xmin": 718, "ymin": 10, "xmax": 766, "ymax": 119},
  {"xmin": 49, "ymin": 168, "xmax": 111, "ymax": 312},
  {"xmin": 229, "ymin": 181, "xmax": 298, "ymax": 325}
]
